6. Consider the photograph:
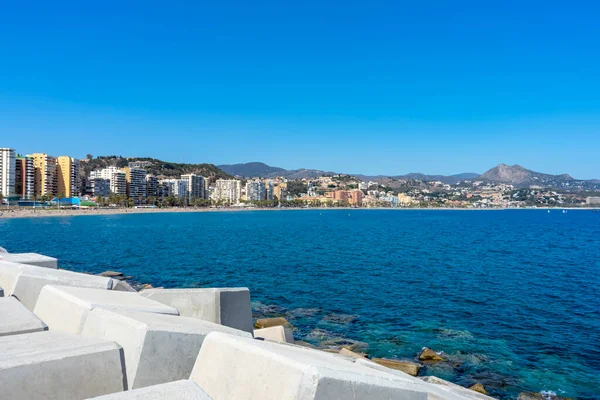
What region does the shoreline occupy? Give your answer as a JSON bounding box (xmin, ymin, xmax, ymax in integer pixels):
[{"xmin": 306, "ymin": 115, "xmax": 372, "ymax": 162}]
[{"xmin": 0, "ymin": 206, "xmax": 598, "ymax": 219}]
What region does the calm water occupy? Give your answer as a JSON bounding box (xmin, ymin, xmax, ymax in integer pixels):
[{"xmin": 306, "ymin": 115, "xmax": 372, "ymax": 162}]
[{"xmin": 1, "ymin": 210, "xmax": 599, "ymax": 399}]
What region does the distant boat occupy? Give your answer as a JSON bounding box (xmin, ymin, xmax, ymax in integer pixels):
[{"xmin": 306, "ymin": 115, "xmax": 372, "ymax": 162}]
[
  {"xmin": 547, "ymin": 210, "xmax": 550, "ymax": 213},
  {"xmin": 563, "ymin": 210, "xmax": 567, "ymax": 213}
]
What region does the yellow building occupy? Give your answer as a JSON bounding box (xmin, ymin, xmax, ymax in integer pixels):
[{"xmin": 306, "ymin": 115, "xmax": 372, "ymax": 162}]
[
  {"xmin": 57, "ymin": 156, "xmax": 80, "ymax": 198},
  {"xmin": 398, "ymin": 193, "xmax": 413, "ymax": 206},
  {"xmin": 273, "ymin": 182, "xmax": 287, "ymax": 201},
  {"xmin": 28, "ymin": 153, "xmax": 57, "ymax": 198}
]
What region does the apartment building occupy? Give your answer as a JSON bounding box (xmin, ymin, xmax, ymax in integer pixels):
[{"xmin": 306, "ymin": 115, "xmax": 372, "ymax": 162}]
[
  {"xmin": 121, "ymin": 167, "xmax": 147, "ymax": 203},
  {"xmin": 90, "ymin": 166, "xmax": 126, "ymax": 195},
  {"xmin": 15, "ymin": 155, "xmax": 34, "ymax": 199},
  {"xmin": 181, "ymin": 174, "xmax": 207, "ymax": 200},
  {"xmin": 57, "ymin": 156, "xmax": 80, "ymax": 198},
  {"xmin": 28, "ymin": 153, "xmax": 57, "ymax": 198},
  {"xmin": 213, "ymin": 179, "xmax": 241, "ymax": 204},
  {"xmin": 146, "ymin": 175, "xmax": 159, "ymax": 197},
  {"xmin": 0, "ymin": 148, "xmax": 16, "ymax": 198},
  {"xmin": 86, "ymin": 178, "xmax": 110, "ymax": 197},
  {"xmin": 245, "ymin": 180, "xmax": 266, "ymax": 201}
]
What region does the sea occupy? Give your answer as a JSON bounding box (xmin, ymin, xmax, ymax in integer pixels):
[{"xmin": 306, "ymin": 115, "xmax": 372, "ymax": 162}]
[{"xmin": 1, "ymin": 209, "xmax": 599, "ymax": 399}]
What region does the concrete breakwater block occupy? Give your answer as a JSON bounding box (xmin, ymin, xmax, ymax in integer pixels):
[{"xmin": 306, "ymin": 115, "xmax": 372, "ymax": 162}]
[
  {"xmin": 0, "ymin": 331, "xmax": 126, "ymax": 400},
  {"xmin": 34, "ymin": 285, "xmax": 179, "ymax": 334},
  {"xmin": 418, "ymin": 376, "xmax": 494, "ymax": 399},
  {"xmin": 86, "ymin": 380, "xmax": 212, "ymax": 399},
  {"xmin": 190, "ymin": 332, "xmax": 432, "ymax": 400},
  {"xmin": 0, "ymin": 260, "xmax": 114, "ymax": 310},
  {"xmin": 140, "ymin": 287, "xmax": 253, "ymax": 333},
  {"xmin": 0, "ymin": 297, "xmax": 47, "ymax": 337},
  {"xmin": 254, "ymin": 325, "xmax": 295, "ymax": 344},
  {"xmin": 0, "ymin": 252, "xmax": 58, "ymax": 269},
  {"xmin": 81, "ymin": 308, "xmax": 252, "ymax": 389}
]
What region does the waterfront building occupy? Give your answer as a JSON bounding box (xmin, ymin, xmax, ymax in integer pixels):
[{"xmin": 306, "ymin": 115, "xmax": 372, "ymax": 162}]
[
  {"xmin": 333, "ymin": 189, "xmax": 363, "ymax": 206},
  {"xmin": 265, "ymin": 181, "xmax": 274, "ymax": 201},
  {"xmin": 586, "ymin": 196, "xmax": 600, "ymax": 206},
  {"xmin": 28, "ymin": 153, "xmax": 57, "ymax": 198},
  {"xmin": 273, "ymin": 183, "xmax": 287, "ymax": 201},
  {"xmin": 157, "ymin": 180, "xmax": 172, "ymax": 198},
  {"xmin": 57, "ymin": 156, "xmax": 80, "ymax": 198},
  {"xmin": 160, "ymin": 179, "xmax": 188, "ymax": 199},
  {"xmin": 0, "ymin": 148, "xmax": 16, "ymax": 197},
  {"xmin": 121, "ymin": 167, "xmax": 147, "ymax": 203},
  {"xmin": 86, "ymin": 178, "xmax": 110, "ymax": 197},
  {"xmin": 214, "ymin": 179, "xmax": 242, "ymax": 204},
  {"xmin": 245, "ymin": 180, "xmax": 266, "ymax": 202},
  {"xmin": 90, "ymin": 166, "xmax": 126, "ymax": 195},
  {"xmin": 146, "ymin": 175, "xmax": 159, "ymax": 197},
  {"xmin": 15, "ymin": 155, "xmax": 34, "ymax": 199},
  {"xmin": 398, "ymin": 193, "xmax": 414, "ymax": 206},
  {"xmin": 181, "ymin": 174, "xmax": 207, "ymax": 200}
]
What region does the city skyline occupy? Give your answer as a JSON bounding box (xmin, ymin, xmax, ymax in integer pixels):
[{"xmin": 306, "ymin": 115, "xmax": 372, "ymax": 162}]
[{"xmin": 2, "ymin": 2, "xmax": 600, "ymax": 178}]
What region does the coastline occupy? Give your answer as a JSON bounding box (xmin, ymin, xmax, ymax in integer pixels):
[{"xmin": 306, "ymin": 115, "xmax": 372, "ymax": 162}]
[{"xmin": 0, "ymin": 206, "xmax": 598, "ymax": 219}]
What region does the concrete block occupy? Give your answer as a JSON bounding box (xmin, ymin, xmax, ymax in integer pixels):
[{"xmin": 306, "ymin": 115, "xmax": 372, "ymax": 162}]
[
  {"xmin": 140, "ymin": 287, "xmax": 252, "ymax": 333},
  {"xmin": 0, "ymin": 260, "xmax": 114, "ymax": 310},
  {"xmin": 85, "ymin": 380, "xmax": 212, "ymax": 399},
  {"xmin": 190, "ymin": 332, "xmax": 432, "ymax": 400},
  {"xmin": 418, "ymin": 376, "xmax": 495, "ymax": 399},
  {"xmin": 0, "ymin": 297, "xmax": 47, "ymax": 337},
  {"xmin": 34, "ymin": 285, "xmax": 179, "ymax": 334},
  {"xmin": 81, "ymin": 308, "xmax": 252, "ymax": 389},
  {"xmin": 0, "ymin": 331, "xmax": 126, "ymax": 400},
  {"xmin": 0, "ymin": 252, "xmax": 58, "ymax": 269},
  {"xmin": 254, "ymin": 325, "xmax": 294, "ymax": 343},
  {"xmin": 112, "ymin": 280, "xmax": 137, "ymax": 292}
]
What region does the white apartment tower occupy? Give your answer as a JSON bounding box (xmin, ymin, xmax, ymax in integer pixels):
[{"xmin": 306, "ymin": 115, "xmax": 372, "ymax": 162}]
[
  {"xmin": 181, "ymin": 174, "xmax": 207, "ymax": 200},
  {"xmin": 0, "ymin": 148, "xmax": 16, "ymax": 197},
  {"xmin": 213, "ymin": 179, "xmax": 241, "ymax": 204},
  {"xmin": 90, "ymin": 166, "xmax": 126, "ymax": 195}
]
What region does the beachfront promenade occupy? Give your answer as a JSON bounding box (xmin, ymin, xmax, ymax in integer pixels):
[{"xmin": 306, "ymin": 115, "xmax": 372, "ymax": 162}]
[{"xmin": 0, "ymin": 250, "xmax": 494, "ymax": 399}]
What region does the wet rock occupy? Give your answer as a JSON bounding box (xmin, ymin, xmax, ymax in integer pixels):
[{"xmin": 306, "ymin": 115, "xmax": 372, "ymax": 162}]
[
  {"xmin": 320, "ymin": 337, "xmax": 368, "ymax": 352},
  {"xmin": 289, "ymin": 308, "xmax": 320, "ymax": 317},
  {"xmin": 340, "ymin": 348, "xmax": 369, "ymax": 359},
  {"xmin": 419, "ymin": 347, "xmax": 446, "ymax": 362},
  {"xmin": 469, "ymin": 383, "xmax": 489, "ymax": 395},
  {"xmin": 254, "ymin": 317, "xmax": 292, "ymax": 329},
  {"xmin": 321, "ymin": 348, "xmax": 340, "ymax": 354},
  {"xmin": 294, "ymin": 340, "xmax": 317, "ymax": 349},
  {"xmin": 99, "ymin": 271, "xmax": 123, "ymax": 278},
  {"xmin": 518, "ymin": 392, "xmax": 572, "ymax": 400},
  {"xmin": 321, "ymin": 313, "xmax": 359, "ymax": 324},
  {"xmin": 372, "ymin": 358, "xmax": 421, "ymax": 376}
]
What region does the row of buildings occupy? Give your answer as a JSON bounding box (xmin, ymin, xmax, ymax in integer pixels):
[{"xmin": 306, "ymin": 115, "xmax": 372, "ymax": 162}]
[{"xmin": 0, "ymin": 148, "xmax": 80, "ymax": 200}]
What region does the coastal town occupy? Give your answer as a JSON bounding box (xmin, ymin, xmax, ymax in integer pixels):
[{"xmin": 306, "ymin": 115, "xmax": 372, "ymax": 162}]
[{"xmin": 1, "ymin": 148, "xmax": 599, "ymax": 210}]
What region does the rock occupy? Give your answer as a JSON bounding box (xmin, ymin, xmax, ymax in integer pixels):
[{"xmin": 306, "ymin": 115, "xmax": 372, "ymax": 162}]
[
  {"xmin": 340, "ymin": 348, "xmax": 369, "ymax": 359},
  {"xmin": 419, "ymin": 347, "xmax": 446, "ymax": 362},
  {"xmin": 518, "ymin": 392, "xmax": 572, "ymax": 400},
  {"xmin": 254, "ymin": 316, "xmax": 292, "ymax": 329},
  {"xmin": 469, "ymin": 383, "xmax": 489, "ymax": 395},
  {"xmin": 254, "ymin": 326, "xmax": 294, "ymax": 344},
  {"xmin": 99, "ymin": 271, "xmax": 124, "ymax": 278},
  {"xmin": 372, "ymin": 358, "xmax": 421, "ymax": 376},
  {"xmin": 294, "ymin": 340, "xmax": 317, "ymax": 349},
  {"xmin": 138, "ymin": 283, "xmax": 154, "ymax": 290},
  {"xmin": 320, "ymin": 337, "xmax": 368, "ymax": 352},
  {"xmin": 112, "ymin": 280, "xmax": 137, "ymax": 292},
  {"xmin": 321, "ymin": 348, "xmax": 340, "ymax": 354}
]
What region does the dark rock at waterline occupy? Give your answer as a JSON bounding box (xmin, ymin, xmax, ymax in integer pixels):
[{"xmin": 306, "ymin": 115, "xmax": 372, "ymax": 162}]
[
  {"xmin": 419, "ymin": 347, "xmax": 446, "ymax": 362},
  {"xmin": 319, "ymin": 337, "xmax": 368, "ymax": 352},
  {"xmin": 99, "ymin": 270, "xmax": 123, "ymax": 278},
  {"xmin": 254, "ymin": 317, "xmax": 293, "ymax": 329},
  {"xmin": 518, "ymin": 392, "xmax": 573, "ymax": 400}
]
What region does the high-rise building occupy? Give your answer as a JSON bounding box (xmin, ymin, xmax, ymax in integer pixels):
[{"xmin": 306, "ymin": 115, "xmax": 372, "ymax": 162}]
[
  {"xmin": 265, "ymin": 181, "xmax": 274, "ymax": 201},
  {"xmin": 86, "ymin": 178, "xmax": 110, "ymax": 197},
  {"xmin": 181, "ymin": 174, "xmax": 207, "ymax": 200},
  {"xmin": 121, "ymin": 167, "xmax": 147, "ymax": 203},
  {"xmin": 245, "ymin": 180, "xmax": 266, "ymax": 201},
  {"xmin": 213, "ymin": 179, "xmax": 241, "ymax": 204},
  {"xmin": 90, "ymin": 166, "xmax": 126, "ymax": 195},
  {"xmin": 28, "ymin": 153, "xmax": 57, "ymax": 198},
  {"xmin": 273, "ymin": 183, "xmax": 287, "ymax": 201},
  {"xmin": 57, "ymin": 156, "xmax": 80, "ymax": 198},
  {"xmin": 15, "ymin": 155, "xmax": 34, "ymax": 199},
  {"xmin": 146, "ymin": 175, "xmax": 159, "ymax": 197},
  {"xmin": 0, "ymin": 148, "xmax": 16, "ymax": 198}
]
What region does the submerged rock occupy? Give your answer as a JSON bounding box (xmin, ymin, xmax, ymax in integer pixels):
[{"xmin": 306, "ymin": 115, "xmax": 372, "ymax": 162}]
[
  {"xmin": 320, "ymin": 337, "xmax": 368, "ymax": 352},
  {"xmin": 372, "ymin": 358, "xmax": 421, "ymax": 376},
  {"xmin": 469, "ymin": 383, "xmax": 489, "ymax": 395},
  {"xmin": 419, "ymin": 347, "xmax": 446, "ymax": 362},
  {"xmin": 321, "ymin": 313, "xmax": 359, "ymax": 324},
  {"xmin": 254, "ymin": 317, "xmax": 292, "ymax": 329},
  {"xmin": 518, "ymin": 392, "xmax": 572, "ymax": 400}
]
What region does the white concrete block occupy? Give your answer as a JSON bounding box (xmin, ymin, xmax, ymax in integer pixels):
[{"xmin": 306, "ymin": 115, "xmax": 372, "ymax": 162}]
[
  {"xmin": 0, "ymin": 331, "xmax": 126, "ymax": 400},
  {"xmin": 190, "ymin": 332, "xmax": 432, "ymax": 400},
  {"xmin": 140, "ymin": 288, "xmax": 253, "ymax": 333},
  {"xmin": 85, "ymin": 380, "xmax": 212, "ymax": 399},
  {"xmin": 418, "ymin": 376, "xmax": 495, "ymax": 400},
  {"xmin": 81, "ymin": 308, "xmax": 252, "ymax": 389},
  {"xmin": 254, "ymin": 325, "xmax": 295, "ymax": 344},
  {"xmin": 0, "ymin": 297, "xmax": 47, "ymax": 337},
  {"xmin": 34, "ymin": 285, "xmax": 179, "ymax": 334},
  {"xmin": 0, "ymin": 252, "xmax": 58, "ymax": 268},
  {"xmin": 0, "ymin": 260, "xmax": 114, "ymax": 310}
]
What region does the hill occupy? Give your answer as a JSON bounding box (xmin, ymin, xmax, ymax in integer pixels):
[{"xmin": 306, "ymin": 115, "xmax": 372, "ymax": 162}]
[
  {"xmin": 217, "ymin": 162, "xmax": 336, "ymax": 179},
  {"xmin": 81, "ymin": 156, "xmax": 232, "ymax": 182},
  {"xmin": 479, "ymin": 164, "xmax": 599, "ymax": 190}
]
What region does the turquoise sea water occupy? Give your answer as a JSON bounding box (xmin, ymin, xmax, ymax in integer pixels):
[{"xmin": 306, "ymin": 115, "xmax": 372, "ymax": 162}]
[{"xmin": 1, "ymin": 210, "xmax": 599, "ymax": 399}]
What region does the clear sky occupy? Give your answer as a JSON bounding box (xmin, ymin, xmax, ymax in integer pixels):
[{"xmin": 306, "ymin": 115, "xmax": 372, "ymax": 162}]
[{"xmin": 1, "ymin": 1, "xmax": 599, "ymax": 178}]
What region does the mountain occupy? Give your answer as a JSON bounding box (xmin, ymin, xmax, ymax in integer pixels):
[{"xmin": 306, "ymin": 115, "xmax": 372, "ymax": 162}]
[
  {"xmin": 81, "ymin": 156, "xmax": 232, "ymax": 181},
  {"xmin": 355, "ymin": 172, "xmax": 480, "ymax": 185},
  {"xmin": 217, "ymin": 162, "xmax": 336, "ymax": 179},
  {"xmin": 479, "ymin": 164, "xmax": 599, "ymax": 190}
]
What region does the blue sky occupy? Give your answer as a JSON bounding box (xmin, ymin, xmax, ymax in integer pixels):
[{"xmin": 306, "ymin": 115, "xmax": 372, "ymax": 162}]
[{"xmin": 1, "ymin": 1, "xmax": 599, "ymax": 178}]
